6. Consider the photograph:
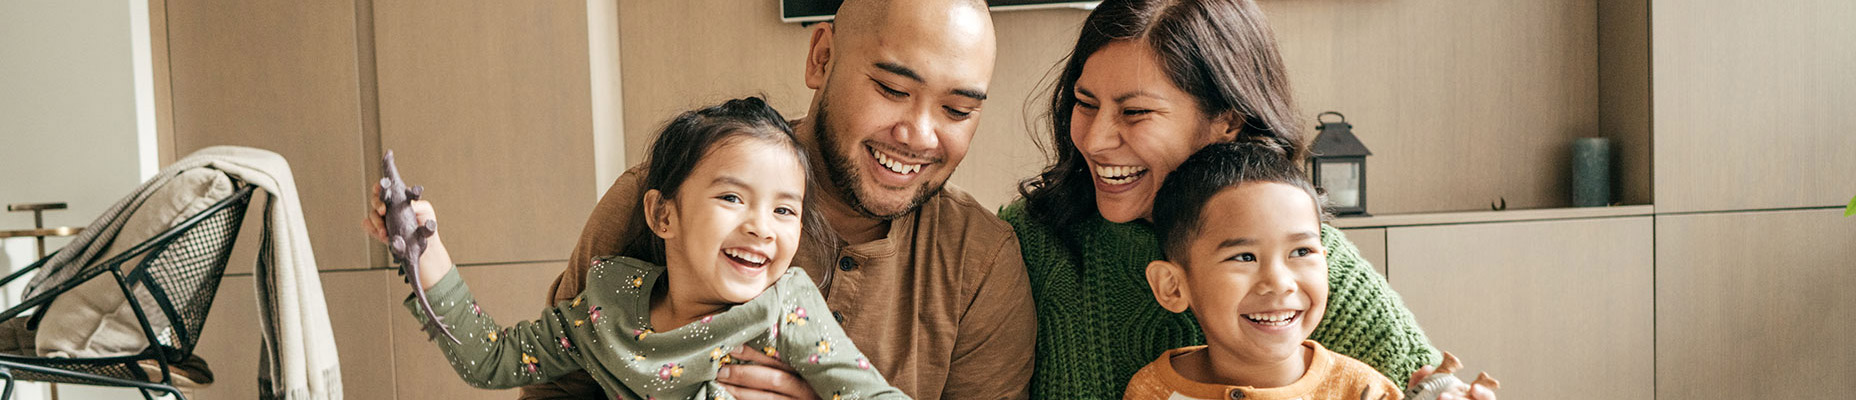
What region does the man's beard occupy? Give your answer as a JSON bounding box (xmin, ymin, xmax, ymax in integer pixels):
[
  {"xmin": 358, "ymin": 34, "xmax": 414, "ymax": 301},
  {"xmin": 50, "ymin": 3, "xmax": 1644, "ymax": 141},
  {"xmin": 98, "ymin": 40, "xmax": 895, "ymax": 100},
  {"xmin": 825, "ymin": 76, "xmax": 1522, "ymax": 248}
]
[{"xmin": 813, "ymin": 93, "xmax": 946, "ymax": 220}]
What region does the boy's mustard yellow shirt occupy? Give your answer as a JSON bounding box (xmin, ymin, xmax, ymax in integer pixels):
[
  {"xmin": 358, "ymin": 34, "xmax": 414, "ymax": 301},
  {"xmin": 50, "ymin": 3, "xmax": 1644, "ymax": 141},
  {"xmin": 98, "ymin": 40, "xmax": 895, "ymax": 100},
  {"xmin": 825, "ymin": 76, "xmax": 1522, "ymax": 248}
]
[
  {"xmin": 1124, "ymin": 341, "xmax": 1402, "ymax": 400},
  {"xmin": 403, "ymin": 256, "xmax": 907, "ymax": 399}
]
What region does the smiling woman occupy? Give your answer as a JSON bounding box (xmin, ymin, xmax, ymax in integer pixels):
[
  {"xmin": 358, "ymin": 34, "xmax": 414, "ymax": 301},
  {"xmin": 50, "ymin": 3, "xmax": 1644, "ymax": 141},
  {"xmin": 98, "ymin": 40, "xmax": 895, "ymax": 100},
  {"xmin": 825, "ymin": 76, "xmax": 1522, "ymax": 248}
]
[
  {"xmin": 1068, "ymin": 40, "xmax": 1236, "ymax": 222},
  {"xmin": 999, "ymin": 0, "xmax": 1449, "ymax": 398}
]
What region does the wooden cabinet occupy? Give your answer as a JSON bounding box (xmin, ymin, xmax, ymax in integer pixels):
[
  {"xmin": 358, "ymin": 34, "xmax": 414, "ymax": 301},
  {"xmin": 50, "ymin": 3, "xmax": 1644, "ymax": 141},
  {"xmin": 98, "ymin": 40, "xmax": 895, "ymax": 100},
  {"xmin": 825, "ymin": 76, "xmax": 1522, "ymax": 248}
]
[
  {"xmin": 154, "ymin": 1, "xmax": 598, "ymax": 397},
  {"xmin": 373, "ymin": 1, "xmax": 595, "ymax": 266},
  {"xmin": 1651, "ymin": 0, "xmax": 1856, "ymax": 213},
  {"xmin": 1654, "ymin": 209, "xmax": 1856, "ymax": 399},
  {"xmin": 324, "ymin": 270, "xmax": 402, "ymax": 399},
  {"xmin": 189, "ymin": 270, "xmax": 400, "ymax": 400},
  {"xmin": 1263, "ymin": 0, "xmax": 1614, "ymax": 214},
  {"xmin": 158, "ymin": 0, "xmax": 596, "ymax": 269},
  {"xmin": 1387, "ymin": 217, "xmax": 1654, "ymax": 400},
  {"xmin": 164, "ymin": 0, "xmax": 374, "ymax": 271},
  {"xmin": 1339, "ymin": 227, "xmax": 1388, "ymax": 278}
]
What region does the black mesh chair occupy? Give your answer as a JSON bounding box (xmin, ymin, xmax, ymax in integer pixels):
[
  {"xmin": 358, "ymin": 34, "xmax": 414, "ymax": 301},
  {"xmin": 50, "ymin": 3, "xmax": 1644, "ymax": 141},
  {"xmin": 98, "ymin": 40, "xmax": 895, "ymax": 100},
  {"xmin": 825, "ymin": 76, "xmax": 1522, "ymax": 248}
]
[{"xmin": 0, "ymin": 183, "xmax": 259, "ymax": 400}]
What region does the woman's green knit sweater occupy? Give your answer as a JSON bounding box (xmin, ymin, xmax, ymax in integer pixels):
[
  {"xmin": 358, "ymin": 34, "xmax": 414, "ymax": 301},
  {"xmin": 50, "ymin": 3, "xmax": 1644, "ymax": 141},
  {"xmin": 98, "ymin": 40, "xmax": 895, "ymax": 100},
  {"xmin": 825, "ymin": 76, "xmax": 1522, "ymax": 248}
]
[{"xmin": 999, "ymin": 200, "xmax": 1439, "ymax": 399}]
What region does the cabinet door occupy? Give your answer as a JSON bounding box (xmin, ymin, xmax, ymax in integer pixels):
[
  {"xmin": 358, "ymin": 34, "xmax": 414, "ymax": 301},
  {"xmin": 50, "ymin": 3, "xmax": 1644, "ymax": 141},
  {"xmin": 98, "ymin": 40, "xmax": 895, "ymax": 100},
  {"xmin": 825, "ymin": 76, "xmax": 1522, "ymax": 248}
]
[
  {"xmin": 1656, "ymin": 209, "xmax": 1856, "ymax": 399},
  {"xmin": 1653, "ymin": 0, "xmax": 1856, "ymax": 212},
  {"xmin": 1388, "ymin": 217, "xmax": 1653, "ymax": 399},
  {"xmin": 1340, "ymin": 227, "xmax": 1388, "ymax": 278},
  {"xmin": 166, "ymin": 0, "xmax": 373, "ymax": 271},
  {"xmin": 190, "ymin": 270, "xmax": 400, "ymax": 400},
  {"xmin": 374, "ymin": 1, "xmax": 595, "ymax": 266}
]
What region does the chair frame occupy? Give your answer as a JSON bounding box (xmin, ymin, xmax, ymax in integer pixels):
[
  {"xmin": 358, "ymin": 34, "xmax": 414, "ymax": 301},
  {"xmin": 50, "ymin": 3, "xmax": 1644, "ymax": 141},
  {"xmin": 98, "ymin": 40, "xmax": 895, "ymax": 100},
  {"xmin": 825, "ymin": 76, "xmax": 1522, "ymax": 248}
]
[{"xmin": 0, "ymin": 184, "xmax": 258, "ymax": 400}]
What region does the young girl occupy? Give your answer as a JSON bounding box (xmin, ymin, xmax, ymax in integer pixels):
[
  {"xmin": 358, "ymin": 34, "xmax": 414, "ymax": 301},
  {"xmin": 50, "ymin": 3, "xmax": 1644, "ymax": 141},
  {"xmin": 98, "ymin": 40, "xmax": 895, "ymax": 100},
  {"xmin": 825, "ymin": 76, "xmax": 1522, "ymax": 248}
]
[{"xmin": 365, "ymin": 97, "xmax": 906, "ymax": 400}]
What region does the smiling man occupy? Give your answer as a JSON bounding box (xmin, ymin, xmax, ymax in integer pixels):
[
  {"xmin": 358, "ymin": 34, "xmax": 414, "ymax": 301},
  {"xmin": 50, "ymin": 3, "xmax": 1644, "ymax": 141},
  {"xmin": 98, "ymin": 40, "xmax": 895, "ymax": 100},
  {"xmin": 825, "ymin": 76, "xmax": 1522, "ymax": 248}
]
[{"xmin": 518, "ymin": 1, "xmax": 1034, "ymax": 399}]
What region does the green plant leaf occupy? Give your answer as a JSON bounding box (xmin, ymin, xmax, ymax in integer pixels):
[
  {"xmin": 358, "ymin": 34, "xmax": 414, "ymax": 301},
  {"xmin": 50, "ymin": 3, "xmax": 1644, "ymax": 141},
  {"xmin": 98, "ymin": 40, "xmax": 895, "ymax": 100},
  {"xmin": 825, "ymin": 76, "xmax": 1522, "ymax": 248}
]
[{"xmin": 1847, "ymin": 195, "xmax": 1856, "ymax": 217}]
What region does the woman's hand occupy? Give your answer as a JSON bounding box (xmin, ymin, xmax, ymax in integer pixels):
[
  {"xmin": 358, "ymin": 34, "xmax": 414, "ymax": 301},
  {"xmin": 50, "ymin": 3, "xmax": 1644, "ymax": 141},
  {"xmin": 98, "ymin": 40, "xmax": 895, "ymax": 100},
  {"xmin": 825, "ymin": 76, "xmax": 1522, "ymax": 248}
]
[
  {"xmin": 362, "ymin": 184, "xmax": 453, "ymax": 289},
  {"xmin": 716, "ymin": 346, "xmax": 817, "ymax": 400},
  {"xmin": 1406, "ymin": 352, "xmax": 1499, "ymax": 400}
]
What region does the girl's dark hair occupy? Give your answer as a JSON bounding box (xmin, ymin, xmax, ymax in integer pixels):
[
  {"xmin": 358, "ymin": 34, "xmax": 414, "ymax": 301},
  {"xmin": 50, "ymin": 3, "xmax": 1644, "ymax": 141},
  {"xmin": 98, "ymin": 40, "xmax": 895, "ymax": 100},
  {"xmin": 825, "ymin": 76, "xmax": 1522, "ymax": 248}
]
[
  {"xmin": 625, "ymin": 96, "xmax": 837, "ymax": 264},
  {"xmin": 1018, "ymin": 0, "xmax": 1307, "ymax": 231},
  {"xmin": 1152, "ymin": 141, "xmax": 1327, "ymax": 263}
]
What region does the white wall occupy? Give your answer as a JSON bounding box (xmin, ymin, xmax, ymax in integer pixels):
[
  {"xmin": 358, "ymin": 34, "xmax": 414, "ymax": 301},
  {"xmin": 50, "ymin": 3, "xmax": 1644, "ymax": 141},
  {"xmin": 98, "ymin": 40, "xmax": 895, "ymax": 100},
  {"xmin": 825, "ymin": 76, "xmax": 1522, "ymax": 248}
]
[
  {"xmin": 0, "ymin": 1, "xmax": 155, "ymax": 398},
  {"xmin": 1, "ymin": 0, "xmax": 150, "ymax": 245}
]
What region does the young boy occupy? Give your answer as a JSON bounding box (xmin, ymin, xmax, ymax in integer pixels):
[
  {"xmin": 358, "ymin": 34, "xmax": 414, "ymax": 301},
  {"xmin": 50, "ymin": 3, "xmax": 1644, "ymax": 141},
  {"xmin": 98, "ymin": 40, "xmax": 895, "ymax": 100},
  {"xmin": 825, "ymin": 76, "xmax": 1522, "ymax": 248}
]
[{"xmin": 1126, "ymin": 141, "xmax": 1401, "ymax": 400}]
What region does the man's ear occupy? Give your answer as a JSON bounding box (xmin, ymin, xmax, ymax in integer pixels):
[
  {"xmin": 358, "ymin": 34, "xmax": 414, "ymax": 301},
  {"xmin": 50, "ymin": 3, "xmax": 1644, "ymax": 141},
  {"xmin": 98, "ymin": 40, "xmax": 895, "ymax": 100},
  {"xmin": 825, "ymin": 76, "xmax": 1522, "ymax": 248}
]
[
  {"xmin": 1146, "ymin": 260, "xmax": 1192, "ymax": 313},
  {"xmin": 804, "ymin": 22, "xmax": 835, "ymax": 90},
  {"xmin": 642, "ymin": 189, "xmax": 676, "ymax": 239}
]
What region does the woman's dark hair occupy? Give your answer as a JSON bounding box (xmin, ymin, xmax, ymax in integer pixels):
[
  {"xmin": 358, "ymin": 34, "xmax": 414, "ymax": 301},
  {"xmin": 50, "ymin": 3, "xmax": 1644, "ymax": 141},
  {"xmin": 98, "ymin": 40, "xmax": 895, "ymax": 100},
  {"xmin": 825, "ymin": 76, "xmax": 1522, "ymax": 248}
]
[
  {"xmin": 1152, "ymin": 141, "xmax": 1327, "ymax": 263},
  {"xmin": 1018, "ymin": 0, "xmax": 1307, "ymax": 231},
  {"xmin": 624, "ymin": 96, "xmax": 836, "ymax": 264}
]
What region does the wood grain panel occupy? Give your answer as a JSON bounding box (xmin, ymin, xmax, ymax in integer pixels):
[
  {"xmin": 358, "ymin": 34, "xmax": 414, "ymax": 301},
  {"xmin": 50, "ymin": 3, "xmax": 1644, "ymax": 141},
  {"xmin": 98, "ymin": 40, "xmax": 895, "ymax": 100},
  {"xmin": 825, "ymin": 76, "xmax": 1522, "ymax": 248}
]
[
  {"xmin": 1331, "ymin": 205, "xmax": 1653, "ymax": 230},
  {"xmin": 615, "ymin": 1, "xmax": 1621, "ymax": 212},
  {"xmin": 1652, "ymin": 0, "xmax": 1856, "ymax": 212},
  {"xmin": 391, "ymin": 262, "xmax": 566, "ymax": 400},
  {"xmin": 374, "ymin": 0, "xmax": 595, "ymax": 265},
  {"xmin": 191, "ymin": 270, "xmax": 398, "ymax": 400},
  {"xmin": 1655, "ymin": 209, "xmax": 1856, "ymax": 399},
  {"xmin": 1263, "ymin": 0, "xmax": 1604, "ymax": 214},
  {"xmin": 353, "ymin": 0, "xmax": 385, "ymax": 269},
  {"xmin": 164, "ymin": 0, "xmax": 372, "ymax": 270},
  {"xmin": 616, "ymin": 0, "xmax": 815, "ymax": 173},
  {"xmin": 1388, "ymin": 217, "xmax": 1653, "ymax": 400},
  {"xmin": 323, "ymin": 269, "xmax": 400, "ymax": 398},
  {"xmin": 954, "ymin": 9, "xmax": 1089, "ymax": 209},
  {"xmin": 182, "ymin": 274, "xmax": 257, "ymax": 400},
  {"xmin": 1338, "ymin": 227, "xmax": 1387, "ymax": 278}
]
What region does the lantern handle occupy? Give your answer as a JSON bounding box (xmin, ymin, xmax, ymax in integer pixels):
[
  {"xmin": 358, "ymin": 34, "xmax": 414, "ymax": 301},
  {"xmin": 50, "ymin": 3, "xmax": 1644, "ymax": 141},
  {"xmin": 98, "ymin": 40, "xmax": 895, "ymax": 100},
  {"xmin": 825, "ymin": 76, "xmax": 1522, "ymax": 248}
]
[{"xmin": 1317, "ymin": 111, "xmax": 1347, "ymax": 125}]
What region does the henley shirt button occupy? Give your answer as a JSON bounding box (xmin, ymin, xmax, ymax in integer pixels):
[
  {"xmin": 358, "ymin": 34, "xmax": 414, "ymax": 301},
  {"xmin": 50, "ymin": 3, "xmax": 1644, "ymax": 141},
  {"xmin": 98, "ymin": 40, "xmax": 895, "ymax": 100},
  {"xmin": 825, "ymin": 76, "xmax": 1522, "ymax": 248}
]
[
  {"xmin": 837, "ymin": 256, "xmax": 857, "ymax": 271},
  {"xmin": 1227, "ymin": 390, "xmax": 1244, "ymax": 400},
  {"xmin": 832, "ymin": 311, "xmax": 845, "ymax": 323}
]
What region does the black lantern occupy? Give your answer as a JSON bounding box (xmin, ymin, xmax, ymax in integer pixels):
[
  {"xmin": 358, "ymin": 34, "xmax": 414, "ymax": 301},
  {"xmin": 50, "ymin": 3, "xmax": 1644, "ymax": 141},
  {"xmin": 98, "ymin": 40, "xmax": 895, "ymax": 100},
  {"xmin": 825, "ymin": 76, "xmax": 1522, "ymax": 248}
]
[{"xmin": 1309, "ymin": 111, "xmax": 1372, "ymax": 216}]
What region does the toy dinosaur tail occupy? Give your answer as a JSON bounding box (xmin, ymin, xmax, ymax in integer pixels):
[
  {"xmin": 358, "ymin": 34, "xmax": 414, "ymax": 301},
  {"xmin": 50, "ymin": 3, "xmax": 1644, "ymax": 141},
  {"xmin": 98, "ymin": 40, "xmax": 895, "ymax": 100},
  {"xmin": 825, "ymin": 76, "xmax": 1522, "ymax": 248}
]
[{"xmin": 408, "ymin": 260, "xmax": 460, "ymax": 344}]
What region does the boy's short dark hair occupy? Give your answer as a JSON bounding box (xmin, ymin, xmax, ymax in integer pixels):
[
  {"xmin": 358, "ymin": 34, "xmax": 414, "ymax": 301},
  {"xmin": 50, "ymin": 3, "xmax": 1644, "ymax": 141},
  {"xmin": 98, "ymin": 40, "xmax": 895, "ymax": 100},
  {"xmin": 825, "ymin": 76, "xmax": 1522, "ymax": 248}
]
[{"xmin": 1152, "ymin": 141, "xmax": 1327, "ymax": 263}]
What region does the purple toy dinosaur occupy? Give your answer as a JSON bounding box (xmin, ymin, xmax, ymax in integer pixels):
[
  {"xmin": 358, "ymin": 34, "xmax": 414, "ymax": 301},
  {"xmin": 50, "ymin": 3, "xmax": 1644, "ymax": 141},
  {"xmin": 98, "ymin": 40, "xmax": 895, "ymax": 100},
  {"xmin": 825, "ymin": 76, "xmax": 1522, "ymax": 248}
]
[{"xmin": 380, "ymin": 150, "xmax": 458, "ymax": 343}]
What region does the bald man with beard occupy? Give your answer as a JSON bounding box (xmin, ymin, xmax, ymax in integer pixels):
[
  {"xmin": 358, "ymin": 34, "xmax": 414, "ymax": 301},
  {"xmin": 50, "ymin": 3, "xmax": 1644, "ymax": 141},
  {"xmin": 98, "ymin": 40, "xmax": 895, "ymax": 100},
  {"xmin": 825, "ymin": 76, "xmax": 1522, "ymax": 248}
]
[{"xmin": 517, "ymin": 1, "xmax": 1034, "ymax": 399}]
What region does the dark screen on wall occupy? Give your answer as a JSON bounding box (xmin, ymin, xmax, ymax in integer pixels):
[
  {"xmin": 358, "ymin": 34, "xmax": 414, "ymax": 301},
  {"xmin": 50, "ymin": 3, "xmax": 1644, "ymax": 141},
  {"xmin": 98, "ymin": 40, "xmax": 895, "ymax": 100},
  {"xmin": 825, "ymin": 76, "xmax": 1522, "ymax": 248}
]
[{"xmin": 782, "ymin": 0, "xmax": 1096, "ymax": 22}]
